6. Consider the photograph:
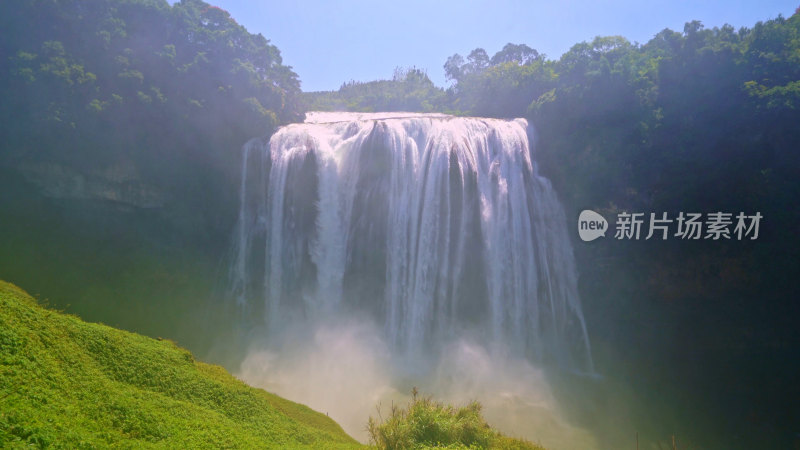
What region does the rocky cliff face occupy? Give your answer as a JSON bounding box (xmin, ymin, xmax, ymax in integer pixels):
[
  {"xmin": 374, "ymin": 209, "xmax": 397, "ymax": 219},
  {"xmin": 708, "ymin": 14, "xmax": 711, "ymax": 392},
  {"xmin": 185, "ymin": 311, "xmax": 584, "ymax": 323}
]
[{"xmin": 16, "ymin": 161, "xmax": 168, "ymax": 209}]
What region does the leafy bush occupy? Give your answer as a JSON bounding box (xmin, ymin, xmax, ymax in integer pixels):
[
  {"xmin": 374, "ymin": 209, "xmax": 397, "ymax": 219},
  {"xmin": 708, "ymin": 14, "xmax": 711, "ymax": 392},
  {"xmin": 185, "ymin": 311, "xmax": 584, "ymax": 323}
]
[{"xmin": 367, "ymin": 388, "xmax": 545, "ymax": 450}]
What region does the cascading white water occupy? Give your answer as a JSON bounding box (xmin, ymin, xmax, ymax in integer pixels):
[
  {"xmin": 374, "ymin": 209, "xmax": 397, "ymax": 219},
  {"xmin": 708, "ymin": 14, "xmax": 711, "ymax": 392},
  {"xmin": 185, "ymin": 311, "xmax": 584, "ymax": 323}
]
[{"xmin": 230, "ymin": 112, "xmax": 592, "ymax": 372}]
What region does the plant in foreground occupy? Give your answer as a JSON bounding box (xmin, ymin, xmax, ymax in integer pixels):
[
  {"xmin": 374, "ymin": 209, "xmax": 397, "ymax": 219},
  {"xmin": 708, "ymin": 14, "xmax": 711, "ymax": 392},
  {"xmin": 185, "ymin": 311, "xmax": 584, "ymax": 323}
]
[{"xmin": 367, "ymin": 388, "xmax": 545, "ymax": 450}]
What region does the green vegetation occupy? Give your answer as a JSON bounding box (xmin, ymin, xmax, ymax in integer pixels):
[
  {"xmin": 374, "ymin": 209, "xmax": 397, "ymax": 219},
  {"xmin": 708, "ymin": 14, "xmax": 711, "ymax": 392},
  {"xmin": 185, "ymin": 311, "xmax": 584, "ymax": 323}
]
[
  {"xmin": 0, "ymin": 280, "xmax": 547, "ymax": 449},
  {"xmin": 0, "ymin": 0, "xmax": 302, "ymax": 359},
  {"xmin": 367, "ymin": 389, "xmax": 544, "ymax": 450},
  {"xmin": 303, "ymin": 67, "xmax": 446, "ymax": 112},
  {"xmin": 0, "ymin": 280, "xmax": 360, "ymax": 448},
  {"xmin": 0, "ymin": 0, "xmax": 304, "ymax": 242}
]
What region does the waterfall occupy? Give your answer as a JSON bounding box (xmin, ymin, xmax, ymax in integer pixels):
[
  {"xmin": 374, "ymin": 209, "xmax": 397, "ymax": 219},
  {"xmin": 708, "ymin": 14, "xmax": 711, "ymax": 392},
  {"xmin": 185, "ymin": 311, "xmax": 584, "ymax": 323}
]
[{"xmin": 230, "ymin": 112, "xmax": 593, "ymax": 372}]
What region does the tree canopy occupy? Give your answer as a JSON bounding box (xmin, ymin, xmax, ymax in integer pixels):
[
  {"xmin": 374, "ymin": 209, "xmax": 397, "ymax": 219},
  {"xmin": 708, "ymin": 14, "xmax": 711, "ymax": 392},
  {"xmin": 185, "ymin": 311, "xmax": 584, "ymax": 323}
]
[{"xmin": 0, "ymin": 0, "xmax": 304, "ymax": 239}]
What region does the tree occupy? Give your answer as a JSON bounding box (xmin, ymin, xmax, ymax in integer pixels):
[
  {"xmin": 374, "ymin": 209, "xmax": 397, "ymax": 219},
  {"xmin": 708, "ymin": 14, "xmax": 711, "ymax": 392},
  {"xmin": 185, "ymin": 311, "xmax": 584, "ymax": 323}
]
[
  {"xmin": 466, "ymin": 48, "xmax": 490, "ymax": 73},
  {"xmin": 444, "ymin": 53, "xmax": 465, "ymax": 83},
  {"xmin": 490, "ymin": 43, "xmax": 541, "ymax": 65}
]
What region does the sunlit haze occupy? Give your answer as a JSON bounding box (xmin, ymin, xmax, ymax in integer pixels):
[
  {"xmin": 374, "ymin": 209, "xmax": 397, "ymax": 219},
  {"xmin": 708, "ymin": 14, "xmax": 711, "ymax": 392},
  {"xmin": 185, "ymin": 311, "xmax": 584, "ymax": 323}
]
[{"xmin": 200, "ymin": 0, "xmax": 798, "ymax": 91}]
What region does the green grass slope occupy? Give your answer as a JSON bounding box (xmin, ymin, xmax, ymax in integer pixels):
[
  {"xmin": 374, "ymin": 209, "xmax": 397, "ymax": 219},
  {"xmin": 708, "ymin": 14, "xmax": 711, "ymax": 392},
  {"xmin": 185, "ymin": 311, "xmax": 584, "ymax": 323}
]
[{"xmin": 0, "ymin": 280, "xmax": 360, "ymax": 449}]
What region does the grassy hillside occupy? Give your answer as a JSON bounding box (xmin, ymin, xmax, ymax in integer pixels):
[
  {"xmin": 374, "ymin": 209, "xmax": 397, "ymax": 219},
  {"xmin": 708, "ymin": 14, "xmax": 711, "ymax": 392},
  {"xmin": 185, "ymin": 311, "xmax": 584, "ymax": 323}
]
[{"xmin": 0, "ymin": 280, "xmax": 360, "ymax": 449}]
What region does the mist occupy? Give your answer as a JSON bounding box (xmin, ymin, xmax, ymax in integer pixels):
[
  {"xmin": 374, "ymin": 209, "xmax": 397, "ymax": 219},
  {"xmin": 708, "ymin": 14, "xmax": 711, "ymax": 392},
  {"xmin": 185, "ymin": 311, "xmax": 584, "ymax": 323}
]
[
  {"xmin": 230, "ymin": 112, "xmax": 611, "ymax": 449},
  {"xmin": 238, "ymin": 314, "xmax": 600, "ymax": 449}
]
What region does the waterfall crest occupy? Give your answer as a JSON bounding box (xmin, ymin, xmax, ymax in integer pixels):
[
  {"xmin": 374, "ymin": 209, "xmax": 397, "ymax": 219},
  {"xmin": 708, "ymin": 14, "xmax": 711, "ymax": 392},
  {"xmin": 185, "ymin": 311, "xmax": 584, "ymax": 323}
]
[{"xmin": 230, "ymin": 112, "xmax": 592, "ymax": 371}]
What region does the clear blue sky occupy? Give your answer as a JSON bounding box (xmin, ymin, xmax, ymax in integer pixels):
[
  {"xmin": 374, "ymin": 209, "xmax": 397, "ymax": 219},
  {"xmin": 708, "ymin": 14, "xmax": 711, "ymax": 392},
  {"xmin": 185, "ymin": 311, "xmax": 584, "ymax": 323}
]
[{"xmin": 201, "ymin": 0, "xmax": 798, "ymax": 92}]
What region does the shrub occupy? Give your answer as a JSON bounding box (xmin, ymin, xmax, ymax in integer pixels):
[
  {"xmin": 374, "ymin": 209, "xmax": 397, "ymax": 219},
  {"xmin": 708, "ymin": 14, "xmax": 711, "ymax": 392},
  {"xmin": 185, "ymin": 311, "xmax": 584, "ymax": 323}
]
[{"xmin": 367, "ymin": 388, "xmax": 545, "ymax": 450}]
